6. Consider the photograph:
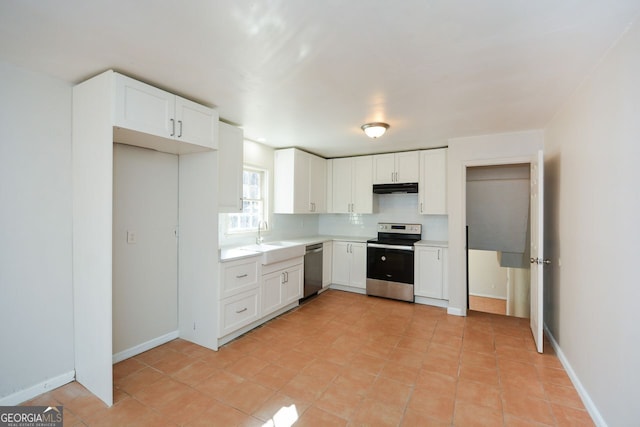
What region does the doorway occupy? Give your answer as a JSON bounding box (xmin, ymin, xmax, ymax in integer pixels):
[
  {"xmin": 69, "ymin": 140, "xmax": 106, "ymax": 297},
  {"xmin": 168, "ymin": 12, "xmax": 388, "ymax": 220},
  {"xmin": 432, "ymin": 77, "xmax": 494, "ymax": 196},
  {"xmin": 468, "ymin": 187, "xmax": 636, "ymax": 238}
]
[{"xmin": 466, "ymin": 164, "xmax": 531, "ymax": 318}]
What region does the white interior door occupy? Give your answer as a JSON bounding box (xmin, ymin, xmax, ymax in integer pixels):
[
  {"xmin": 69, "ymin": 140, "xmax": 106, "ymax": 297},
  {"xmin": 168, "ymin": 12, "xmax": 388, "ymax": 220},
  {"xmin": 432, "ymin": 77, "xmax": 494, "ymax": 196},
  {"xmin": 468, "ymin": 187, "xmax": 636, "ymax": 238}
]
[{"xmin": 529, "ymin": 150, "xmax": 544, "ymax": 353}]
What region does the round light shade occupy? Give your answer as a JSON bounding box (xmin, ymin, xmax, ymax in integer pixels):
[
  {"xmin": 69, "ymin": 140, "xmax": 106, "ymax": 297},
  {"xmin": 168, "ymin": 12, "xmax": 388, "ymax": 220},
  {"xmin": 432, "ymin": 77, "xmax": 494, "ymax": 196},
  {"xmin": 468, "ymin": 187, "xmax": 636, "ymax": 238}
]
[{"xmin": 361, "ymin": 122, "xmax": 389, "ymax": 138}]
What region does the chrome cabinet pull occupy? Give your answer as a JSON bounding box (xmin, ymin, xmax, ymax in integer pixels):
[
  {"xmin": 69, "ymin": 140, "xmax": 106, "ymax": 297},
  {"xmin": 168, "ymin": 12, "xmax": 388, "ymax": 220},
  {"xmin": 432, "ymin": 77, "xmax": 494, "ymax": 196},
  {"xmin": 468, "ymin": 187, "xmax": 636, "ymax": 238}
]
[
  {"xmin": 170, "ymin": 118, "xmax": 175, "ymax": 136},
  {"xmin": 178, "ymin": 120, "xmax": 183, "ymax": 137},
  {"xmin": 236, "ymin": 274, "xmax": 248, "ymax": 279},
  {"xmin": 235, "ymin": 307, "xmax": 247, "ymax": 314}
]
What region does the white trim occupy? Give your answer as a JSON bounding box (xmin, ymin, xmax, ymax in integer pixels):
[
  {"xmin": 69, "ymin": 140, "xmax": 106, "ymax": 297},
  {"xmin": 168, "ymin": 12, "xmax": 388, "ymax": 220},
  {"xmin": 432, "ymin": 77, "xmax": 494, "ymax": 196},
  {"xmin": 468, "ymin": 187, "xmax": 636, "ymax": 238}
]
[
  {"xmin": 0, "ymin": 370, "xmax": 75, "ymax": 406},
  {"xmin": 112, "ymin": 330, "xmax": 179, "ymax": 364},
  {"xmin": 415, "ymin": 296, "xmax": 449, "ymax": 308},
  {"xmin": 447, "ymin": 306, "xmax": 466, "ymax": 316},
  {"xmin": 468, "ymin": 292, "xmax": 508, "ymax": 300},
  {"xmin": 218, "ymin": 302, "xmax": 299, "ymax": 346},
  {"xmin": 329, "ymin": 284, "xmax": 366, "ymax": 295},
  {"xmin": 544, "ymin": 325, "xmax": 607, "ymax": 427}
]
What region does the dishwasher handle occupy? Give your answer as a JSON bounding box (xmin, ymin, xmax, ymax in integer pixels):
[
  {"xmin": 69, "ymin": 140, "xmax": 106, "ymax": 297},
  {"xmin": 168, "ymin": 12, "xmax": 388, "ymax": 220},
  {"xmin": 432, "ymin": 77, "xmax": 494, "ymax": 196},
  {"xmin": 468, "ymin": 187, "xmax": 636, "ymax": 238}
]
[{"xmin": 305, "ymin": 243, "xmax": 323, "ymax": 254}]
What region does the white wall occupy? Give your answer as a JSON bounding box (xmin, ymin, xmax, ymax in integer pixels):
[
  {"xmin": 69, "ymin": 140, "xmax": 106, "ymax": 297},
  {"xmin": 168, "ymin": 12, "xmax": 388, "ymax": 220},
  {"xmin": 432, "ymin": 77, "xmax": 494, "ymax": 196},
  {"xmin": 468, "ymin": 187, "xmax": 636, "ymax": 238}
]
[
  {"xmin": 112, "ymin": 144, "xmax": 179, "ymax": 355},
  {"xmin": 468, "ymin": 250, "xmax": 507, "ymax": 299},
  {"xmin": 544, "ymin": 20, "xmax": 640, "ymax": 426},
  {"xmin": 447, "ymin": 130, "xmax": 543, "ymax": 315},
  {"xmin": 0, "ymin": 62, "xmax": 74, "ymax": 401}
]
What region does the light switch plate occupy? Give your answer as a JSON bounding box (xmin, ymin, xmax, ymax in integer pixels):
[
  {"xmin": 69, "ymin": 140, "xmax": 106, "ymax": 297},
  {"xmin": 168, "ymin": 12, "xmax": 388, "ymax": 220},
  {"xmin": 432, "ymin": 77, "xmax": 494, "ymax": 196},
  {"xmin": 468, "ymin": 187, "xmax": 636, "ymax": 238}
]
[{"xmin": 127, "ymin": 230, "xmax": 136, "ymax": 244}]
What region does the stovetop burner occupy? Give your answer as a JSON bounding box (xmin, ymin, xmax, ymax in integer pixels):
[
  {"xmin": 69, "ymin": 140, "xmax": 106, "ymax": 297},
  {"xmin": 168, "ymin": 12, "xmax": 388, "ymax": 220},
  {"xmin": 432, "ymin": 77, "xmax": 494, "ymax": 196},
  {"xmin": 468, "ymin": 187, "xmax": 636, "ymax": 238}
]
[{"xmin": 368, "ymin": 223, "xmax": 422, "ymax": 246}]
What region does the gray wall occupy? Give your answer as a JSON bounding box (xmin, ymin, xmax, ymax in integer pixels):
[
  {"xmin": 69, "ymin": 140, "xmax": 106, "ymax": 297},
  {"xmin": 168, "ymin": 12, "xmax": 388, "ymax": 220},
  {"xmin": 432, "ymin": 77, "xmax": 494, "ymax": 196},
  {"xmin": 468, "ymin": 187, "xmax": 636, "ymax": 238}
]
[
  {"xmin": 0, "ymin": 62, "xmax": 74, "ymax": 399},
  {"xmin": 544, "ymin": 20, "xmax": 640, "ymax": 425},
  {"xmin": 112, "ymin": 144, "xmax": 179, "ymax": 355}
]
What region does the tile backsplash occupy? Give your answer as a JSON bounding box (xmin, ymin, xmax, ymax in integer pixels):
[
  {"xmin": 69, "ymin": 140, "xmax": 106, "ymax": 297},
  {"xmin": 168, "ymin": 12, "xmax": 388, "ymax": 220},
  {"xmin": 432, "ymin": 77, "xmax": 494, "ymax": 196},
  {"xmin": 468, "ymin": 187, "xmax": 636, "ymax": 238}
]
[{"xmin": 219, "ymin": 193, "xmax": 448, "ymax": 247}]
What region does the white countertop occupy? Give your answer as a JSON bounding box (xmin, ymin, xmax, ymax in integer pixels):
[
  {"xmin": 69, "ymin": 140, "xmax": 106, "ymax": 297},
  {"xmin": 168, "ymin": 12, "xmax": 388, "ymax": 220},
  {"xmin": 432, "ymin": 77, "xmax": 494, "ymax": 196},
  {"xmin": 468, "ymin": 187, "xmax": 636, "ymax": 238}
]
[
  {"xmin": 415, "ymin": 239, "xmax": 449, "ymax": 248},
  {"xmin": 219, "ymin": 234, "xmax": 373, "ymax": 262}
]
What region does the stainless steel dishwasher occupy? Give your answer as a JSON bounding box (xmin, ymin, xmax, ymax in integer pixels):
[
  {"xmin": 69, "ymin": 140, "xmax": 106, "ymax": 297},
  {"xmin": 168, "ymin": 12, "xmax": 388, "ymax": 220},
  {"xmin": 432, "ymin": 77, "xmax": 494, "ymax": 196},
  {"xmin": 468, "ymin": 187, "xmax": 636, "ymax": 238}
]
[{"xmin": 303, "ymin": 243, "xmax": 323, "ymax": 298}]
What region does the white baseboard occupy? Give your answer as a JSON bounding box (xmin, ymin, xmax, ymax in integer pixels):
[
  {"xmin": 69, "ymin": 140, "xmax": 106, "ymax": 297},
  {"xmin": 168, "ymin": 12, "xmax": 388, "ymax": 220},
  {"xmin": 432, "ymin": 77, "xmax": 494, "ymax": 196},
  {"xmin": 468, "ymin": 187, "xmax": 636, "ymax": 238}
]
[
  {"xmin": 544, "ymin": 325, "xmax": 607, "ymax": 427},
  {"xmin": 0, "ymin": 370, "xmax": 75, "ymax": 406},
  {"xmin": 469, "ymin": 292, "xmax": 507, "ymax": 300},
  {"xmin": 447, "ymin": 306, "xmax": 466, "ymax": 316},
  {"xmin": 112, "ymin": 330, "xmax": 179, "ymax": 364},
  {"xmin": 415, "ymin": 296, "xmax": 449, "ymax": 308},
  {"xmin": 329, "ymin": 284, "xmax": 366, "ymax": 295}
]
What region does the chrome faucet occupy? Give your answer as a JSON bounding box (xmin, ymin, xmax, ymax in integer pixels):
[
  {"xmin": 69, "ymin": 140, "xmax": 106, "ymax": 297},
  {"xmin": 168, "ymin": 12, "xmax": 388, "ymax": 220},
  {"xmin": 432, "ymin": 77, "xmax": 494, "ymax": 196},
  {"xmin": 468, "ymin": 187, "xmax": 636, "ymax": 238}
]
[{"xmin": 256, "ymin": 220, "xmax": 267, "ymax": 244}]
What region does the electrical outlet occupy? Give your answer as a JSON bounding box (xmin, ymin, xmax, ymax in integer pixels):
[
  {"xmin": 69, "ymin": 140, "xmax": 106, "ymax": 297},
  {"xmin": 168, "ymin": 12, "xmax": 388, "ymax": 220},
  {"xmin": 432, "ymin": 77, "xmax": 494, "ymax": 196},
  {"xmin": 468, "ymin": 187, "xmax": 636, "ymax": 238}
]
[{"xmin": 127, "ymin": 230, "xmax": 136, "ymax": 244}]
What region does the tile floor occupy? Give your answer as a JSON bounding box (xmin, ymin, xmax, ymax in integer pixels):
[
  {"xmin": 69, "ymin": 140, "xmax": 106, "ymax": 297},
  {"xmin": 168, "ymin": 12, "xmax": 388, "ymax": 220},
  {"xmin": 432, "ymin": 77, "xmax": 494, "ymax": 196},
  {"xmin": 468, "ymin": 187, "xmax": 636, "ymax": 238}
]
[{"xmin": 22, "ymin": 290, "xmax": 594, "ymax": 426}]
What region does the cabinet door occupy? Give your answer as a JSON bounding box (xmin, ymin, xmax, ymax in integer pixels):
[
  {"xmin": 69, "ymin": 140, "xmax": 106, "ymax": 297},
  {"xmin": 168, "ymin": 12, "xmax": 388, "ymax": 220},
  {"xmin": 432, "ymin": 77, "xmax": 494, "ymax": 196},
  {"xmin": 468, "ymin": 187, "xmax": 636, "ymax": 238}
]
[
  {"xmin": 331, "ymin": 158, "xmax": 352, "ymax": 214},
  {"xmin": 219, "ymin": 289, "xmax": 260, "ymax": 337},
  {"xmin": 349, "ymin": 243, "xmax": 367, "ymax": 289},
  {"xmin": 419, "ymin": 148, "xmax": 447, "ymax": 215},
  {"xmin": 415, "ymin": 247, "xmax": 444, "ymax": 298},
  {"xmin": 262, "ymin": 270, "xmax": 284, "ymax": 316},
  {"xmin": 293, "ymin": 150, "xmax": 311, "ymax": 213},
  {"xmin": 352, "ymin": 156, "xmax": 373, "ymax": 213},
  {"xmin": 396, "ymin": 151, "xmax": 420, "ymax": 183},
  {"xmin": 372, "ymin": 153, "xmax": 396, "ymax": 184},
  {"xmin": 309, "ymin": 153, "xmax": 327, "ymax": 213},
  {"xmin": 331, "ymin": 242, "xmax": 351, "ymax": 285},
  {"xmin": 221, "ymin": 256, "xmax": 259, "ymax": 299},
  {"xmin": 218, "ymin": 122, "xmax": 244, "ymax": 213},
  {"xmin": 175, "ymin": 96, "xmax": 218, "ymax": 149},
  {"xmin": 282, "ymin": 265, "xmax": 303, "ymax": 305},
  {"xmin": 114, "ymin": 73, "xmax": 175, "ymax": 139},
  {"xmin": 322, "ymin": 241, "xmax": 333, "ymax": 288}
]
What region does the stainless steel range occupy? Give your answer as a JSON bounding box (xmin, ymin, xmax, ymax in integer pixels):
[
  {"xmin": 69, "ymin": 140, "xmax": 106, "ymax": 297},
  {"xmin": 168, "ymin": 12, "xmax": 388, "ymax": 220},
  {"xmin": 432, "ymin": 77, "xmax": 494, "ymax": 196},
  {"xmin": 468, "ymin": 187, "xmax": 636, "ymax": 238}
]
[{"xmin": 366, "ymin": 223, "xmax": 422, "ymax": 302}]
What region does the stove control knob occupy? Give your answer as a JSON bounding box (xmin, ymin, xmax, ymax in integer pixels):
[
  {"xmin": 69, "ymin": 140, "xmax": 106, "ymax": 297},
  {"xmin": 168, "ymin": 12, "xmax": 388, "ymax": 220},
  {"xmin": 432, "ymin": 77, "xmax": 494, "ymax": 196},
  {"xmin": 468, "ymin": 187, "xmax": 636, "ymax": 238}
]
[{"xmin": 381, "ymin": 256, "xmax": 386, "ymax": 261}]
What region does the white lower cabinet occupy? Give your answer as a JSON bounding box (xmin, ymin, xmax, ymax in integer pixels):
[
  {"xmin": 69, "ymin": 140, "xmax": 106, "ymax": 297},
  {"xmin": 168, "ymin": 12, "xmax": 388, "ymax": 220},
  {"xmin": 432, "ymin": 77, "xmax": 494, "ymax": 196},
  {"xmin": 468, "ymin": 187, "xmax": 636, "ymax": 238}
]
[
  {"xmin": 262, "ymin": 258, "xmax": 303, "ymax": 317},
  {"xmin": 322, "ymin": 241, "xmax": 333, "ymax": 289},
  {"xmin": 219, "ymin": 289, "xmax": 260, "ymax": 337},
  {"xmin": 414, "ymin": 246, "xmax": 448, "ymax": 300},
  {"xmin": 332, "ymin": 241, "xmax": 367, "ymax": 289}
]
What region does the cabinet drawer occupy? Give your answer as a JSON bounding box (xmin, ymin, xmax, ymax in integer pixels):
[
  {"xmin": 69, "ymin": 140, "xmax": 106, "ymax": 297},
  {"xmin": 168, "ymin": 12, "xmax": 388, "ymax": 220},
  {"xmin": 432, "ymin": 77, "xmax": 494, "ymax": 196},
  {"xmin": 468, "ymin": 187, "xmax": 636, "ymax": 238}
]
[
  {"xmin": 222, "ymin": 258, "xmax": 260, "ymax": 298},
  {"xmin": 220, "ymin": 290, "xmax": 260, "ymax": 337}
]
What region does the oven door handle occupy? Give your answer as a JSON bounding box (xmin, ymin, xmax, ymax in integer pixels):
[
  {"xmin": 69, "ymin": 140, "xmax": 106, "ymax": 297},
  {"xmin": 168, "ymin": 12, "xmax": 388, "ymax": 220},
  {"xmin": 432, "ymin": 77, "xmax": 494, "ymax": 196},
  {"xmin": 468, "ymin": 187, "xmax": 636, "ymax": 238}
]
[{"xmin": 367, "ymin": 243, "xmax": 414, "ymax": 251}]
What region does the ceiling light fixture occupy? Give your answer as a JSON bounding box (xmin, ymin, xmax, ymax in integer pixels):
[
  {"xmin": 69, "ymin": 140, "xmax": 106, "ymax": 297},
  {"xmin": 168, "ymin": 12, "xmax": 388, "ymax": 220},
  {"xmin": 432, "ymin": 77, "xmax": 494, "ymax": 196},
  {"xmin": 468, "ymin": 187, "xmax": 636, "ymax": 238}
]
[{"xmin": 361, "ymin": 122, "xmax": 389, "ymax": 138}]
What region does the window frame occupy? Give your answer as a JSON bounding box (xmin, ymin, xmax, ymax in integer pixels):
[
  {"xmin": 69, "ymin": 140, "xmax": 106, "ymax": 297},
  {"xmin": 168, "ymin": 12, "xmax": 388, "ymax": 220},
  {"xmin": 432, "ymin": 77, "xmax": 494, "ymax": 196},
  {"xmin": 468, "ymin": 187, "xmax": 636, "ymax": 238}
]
[{"xmin": 225, "ymin": 166, "xmax": 269, "ymax": 235}]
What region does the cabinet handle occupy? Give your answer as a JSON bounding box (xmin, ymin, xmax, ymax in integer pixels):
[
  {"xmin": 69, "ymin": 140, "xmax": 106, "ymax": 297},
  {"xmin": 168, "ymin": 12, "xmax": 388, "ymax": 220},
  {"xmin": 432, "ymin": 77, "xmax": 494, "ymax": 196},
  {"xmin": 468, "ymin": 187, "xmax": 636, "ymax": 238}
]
[
  {"xmin": 285, "ymin": 271, "xmax": 289, "ymax": 282},
  {"xmin": 235, "ymin": 307, "xmax": 247, "ymax": 314},
  {"xmin": 281, "ymin": 272, "xmax": 286, "ymax": 283},
  {"xmin": 391, "ymin": 172, "xmax": 394, "ymax": 182},
  {"xmin": 438, "ymin": 249, "xmax": 440, "ymax": 260},
  {"xmin": 239, "ymin": 197, "xmax": 243, "ymax": 211},
  {"xmin": 236, "ymin": 274, "xmax": 248, "ymax": 279},
  {"xmin": 170, "ymin": 118, "xmax": 175, "ymax": 136},
  {"xmin": 178, "ymin": 120, "xmax": 183, "ymax": 137},
  {"xmin": 420, "ymin": 202, "xmax": 423, "ymax": 213}
]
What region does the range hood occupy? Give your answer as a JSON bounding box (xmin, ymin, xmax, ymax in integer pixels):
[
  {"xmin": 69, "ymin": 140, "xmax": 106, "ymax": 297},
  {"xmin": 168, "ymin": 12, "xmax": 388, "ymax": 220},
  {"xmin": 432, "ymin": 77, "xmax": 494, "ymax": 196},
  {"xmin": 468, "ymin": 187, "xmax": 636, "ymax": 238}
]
[{"xmin": 373, "ymin": 182, "xmax": 419, "ymax": 194}]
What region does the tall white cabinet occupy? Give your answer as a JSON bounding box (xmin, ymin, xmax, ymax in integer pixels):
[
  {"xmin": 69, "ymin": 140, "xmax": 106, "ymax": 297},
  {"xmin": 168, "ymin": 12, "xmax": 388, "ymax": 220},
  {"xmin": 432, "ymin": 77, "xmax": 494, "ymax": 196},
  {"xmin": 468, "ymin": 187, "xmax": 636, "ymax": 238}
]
[
  {"xmin": 72, "ymin": 70, "xmax": 219, "ymax": 406},
  {"xmin": 218, "ymin": 122, "xmax": 244, "ymax": 213},
  {"xmin": 274, "ymin": 148, "xmax": 327, "ymax": 214},
  {"xmin": 419, "ymin": 148, "xmax": 447, "ymax": 215},
  {"xmin": 331, "ymin": 156, "xmax": 373, "ymax": 214}
]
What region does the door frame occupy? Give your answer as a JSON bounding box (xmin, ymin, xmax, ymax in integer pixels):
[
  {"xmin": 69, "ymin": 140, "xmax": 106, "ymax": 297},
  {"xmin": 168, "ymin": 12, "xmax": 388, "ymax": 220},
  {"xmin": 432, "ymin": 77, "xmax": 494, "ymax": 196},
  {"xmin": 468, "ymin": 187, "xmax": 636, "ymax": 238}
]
[{"xmin": 459, "ymin": 155, "xmax": 533, "ymax": 315}]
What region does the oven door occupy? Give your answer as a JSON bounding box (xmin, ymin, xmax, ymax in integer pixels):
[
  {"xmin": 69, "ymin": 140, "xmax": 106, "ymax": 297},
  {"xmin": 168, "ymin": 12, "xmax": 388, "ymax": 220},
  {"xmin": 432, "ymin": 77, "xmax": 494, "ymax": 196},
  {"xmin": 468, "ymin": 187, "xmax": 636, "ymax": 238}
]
[{"xmin": 366, "ymin": 244, "xmax": 414, "ymax": 285}]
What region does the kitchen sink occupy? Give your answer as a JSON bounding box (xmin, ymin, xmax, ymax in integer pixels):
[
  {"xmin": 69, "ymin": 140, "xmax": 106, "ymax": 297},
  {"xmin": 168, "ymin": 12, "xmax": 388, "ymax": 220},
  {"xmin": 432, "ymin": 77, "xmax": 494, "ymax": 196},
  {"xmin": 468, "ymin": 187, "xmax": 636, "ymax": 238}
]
[{"xmin": 239, "ymin": 241, "xmax": 304, "ymax": 265}]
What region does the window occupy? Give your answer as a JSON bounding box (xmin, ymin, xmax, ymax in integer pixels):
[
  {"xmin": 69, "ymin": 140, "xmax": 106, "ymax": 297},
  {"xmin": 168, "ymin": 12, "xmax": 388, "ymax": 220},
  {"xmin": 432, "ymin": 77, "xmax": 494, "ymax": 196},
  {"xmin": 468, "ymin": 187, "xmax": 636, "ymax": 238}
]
[{"xmin": 227, "ymin": 167, "xmax": 267, "ymax": 233}]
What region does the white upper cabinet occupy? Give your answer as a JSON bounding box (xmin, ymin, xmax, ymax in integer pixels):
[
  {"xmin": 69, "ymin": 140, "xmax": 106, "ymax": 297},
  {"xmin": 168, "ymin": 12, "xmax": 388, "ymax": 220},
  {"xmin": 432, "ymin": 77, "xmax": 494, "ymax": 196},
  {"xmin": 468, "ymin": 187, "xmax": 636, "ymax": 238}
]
[
  {"xmin": 372, "ymin": 151, "xmax": 420, "ymax": 184},
  {"xmin": 218, "ymin": 122, "xmax": 244, "ymax": 213},
  {"xmin": 114, "ymin": 73, "xmax": 218, "ymax": 151},
  {"xmin": 331, "ymin": 156, "xmax": 373, "ymax": 214},
  {"xmin": 419, "ymin": 148, "xmax": 447, "ymax": 215},
  {"xmin": 274, "ymin": 148, "xmax": 327, "ymax": 214}
]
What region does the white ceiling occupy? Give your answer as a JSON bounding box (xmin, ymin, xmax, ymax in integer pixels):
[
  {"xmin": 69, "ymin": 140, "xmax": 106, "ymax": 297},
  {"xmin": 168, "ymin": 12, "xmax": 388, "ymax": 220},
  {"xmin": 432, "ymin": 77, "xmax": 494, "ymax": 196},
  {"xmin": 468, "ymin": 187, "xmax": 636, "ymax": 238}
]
[{"xmin": 1, "ymin": 0, "xmax": 639, "ymax": 157}]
